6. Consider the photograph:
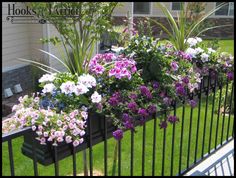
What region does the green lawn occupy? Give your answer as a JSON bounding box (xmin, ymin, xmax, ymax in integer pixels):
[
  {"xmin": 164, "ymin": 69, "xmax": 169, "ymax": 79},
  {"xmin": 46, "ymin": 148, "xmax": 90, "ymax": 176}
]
[
  {"xmin": 2, "ymin": 83, "xmax": 234, "ymax": 176},
  {"xmin": 203, "ymin": 39, "xmax": 234, "ymax": 55}
]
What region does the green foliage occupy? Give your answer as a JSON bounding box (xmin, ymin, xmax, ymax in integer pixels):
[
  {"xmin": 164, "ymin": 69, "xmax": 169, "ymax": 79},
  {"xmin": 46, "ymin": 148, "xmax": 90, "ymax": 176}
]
[
  {"xmin": 135, "ymin": 17, "xmax": 153, "ymax": 37},
  {"xmin": 150, "ymin": 2, "xmax": 231, "ymax": 51},
  {"xmin": 123, "ymin": 35, "xmax": 172, "ymax": 83},
  {"xmin": 25, "ymin": 2, "xmax": 118, "ymax": 75}
]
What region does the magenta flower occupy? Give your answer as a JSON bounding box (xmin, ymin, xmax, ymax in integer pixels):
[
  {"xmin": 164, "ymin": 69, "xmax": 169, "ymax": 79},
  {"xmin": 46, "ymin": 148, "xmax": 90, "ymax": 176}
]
[
  {"xmin": 113, "ymin": 129, "xmax": 123, "ymax": 140},
  {"xmin": 103, "ymin": 53, "xmax": 116, "ymax": 62},
  {"xmin": 93, "ymin": 65, "xmax": 105, "ymax": 75}
]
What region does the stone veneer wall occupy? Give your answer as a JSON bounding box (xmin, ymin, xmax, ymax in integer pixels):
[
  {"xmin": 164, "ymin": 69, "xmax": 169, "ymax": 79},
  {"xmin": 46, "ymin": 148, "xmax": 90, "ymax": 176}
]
[
  {"xmin": 2, "ymin": 65, "xmax": 42, "ymax": 98},
  {"xmin": 112, "ymin": 16, "xmax": 234, "ymax": 39}
]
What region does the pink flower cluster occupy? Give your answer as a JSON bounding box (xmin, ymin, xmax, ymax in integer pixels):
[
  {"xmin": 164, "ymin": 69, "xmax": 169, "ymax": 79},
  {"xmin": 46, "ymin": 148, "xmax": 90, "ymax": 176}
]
[
  {"xmin": 33, "ymin": 109, "xmax": 87, "ymax": 147},
  {"xmin": 3, "ymin": 94, "xmax": 88, "ymax": 147},
  {"xmin": 89, "ymin": 53, "xmax": 137, "ymax": 80}
]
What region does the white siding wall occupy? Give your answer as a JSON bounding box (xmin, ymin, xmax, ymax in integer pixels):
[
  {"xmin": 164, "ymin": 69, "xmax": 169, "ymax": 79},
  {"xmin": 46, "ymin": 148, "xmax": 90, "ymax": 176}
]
[
  {"xmin": 2, "ymin": 2, "xmax": 31, "ymax": 72},
  {"xmin": 2, "ymin": 2, "xmax": 46, "ymax": 72}
]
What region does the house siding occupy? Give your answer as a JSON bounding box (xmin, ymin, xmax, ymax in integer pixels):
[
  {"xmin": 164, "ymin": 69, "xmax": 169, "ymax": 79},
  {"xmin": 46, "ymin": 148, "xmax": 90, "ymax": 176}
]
[{"xmin": 2, "ymin": 2, "xmax": 46, "ymax": 97}]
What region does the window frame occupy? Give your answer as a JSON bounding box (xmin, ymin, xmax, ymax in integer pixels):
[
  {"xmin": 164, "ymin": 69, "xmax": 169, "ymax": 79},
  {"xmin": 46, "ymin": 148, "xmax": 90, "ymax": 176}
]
[
  {"xmin": 171, "ymin": 2, "xmax": 182, "ymax": 11},
  {"xmin": 214, "ymin": 2, "xmax": 234, "ymax": 17},
  {"xmin": 133, "ymin": 2, "xmax": 152, "ymax": 16}
]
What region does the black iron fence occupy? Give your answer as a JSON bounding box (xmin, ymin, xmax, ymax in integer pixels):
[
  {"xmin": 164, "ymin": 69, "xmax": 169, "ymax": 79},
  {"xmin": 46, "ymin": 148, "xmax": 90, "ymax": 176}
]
[{"xmin": 2, "ymin": 74, "xmax": 234, "ymax": 176}]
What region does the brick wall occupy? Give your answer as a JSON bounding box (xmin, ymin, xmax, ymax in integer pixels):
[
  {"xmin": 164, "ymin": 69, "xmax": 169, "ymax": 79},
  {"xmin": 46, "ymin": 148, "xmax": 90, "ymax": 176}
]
[{"xmin": 112, "ymin": 16, "xmax": 234, "ymax": 39}]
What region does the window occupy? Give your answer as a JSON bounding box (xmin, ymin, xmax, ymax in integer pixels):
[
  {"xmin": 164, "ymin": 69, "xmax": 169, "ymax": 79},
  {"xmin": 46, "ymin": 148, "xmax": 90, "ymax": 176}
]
[
  {"xmin": 172, "ymin": 2, "xmax": 181, "ymax": 11},
  {"xmin": 133, "ymin": 2, "xmax": 150, "ymax": 14},
  {"xmin": 215, "ymin": 2, "xmax": 234, "ymax": 16},
  {"xmin": 229, "ymin": 2, "xmax": 234, "ymax": 16}
]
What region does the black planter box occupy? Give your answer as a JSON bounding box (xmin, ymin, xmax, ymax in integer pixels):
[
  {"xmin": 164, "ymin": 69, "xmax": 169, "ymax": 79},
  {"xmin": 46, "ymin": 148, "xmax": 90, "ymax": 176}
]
[
  {"xmin": 21, "ymin": 74, "xmax": 220, "ymax": 166},
  {"xmin": 21, "ymin": 112, "xmax": 116, "ymax": 166}
]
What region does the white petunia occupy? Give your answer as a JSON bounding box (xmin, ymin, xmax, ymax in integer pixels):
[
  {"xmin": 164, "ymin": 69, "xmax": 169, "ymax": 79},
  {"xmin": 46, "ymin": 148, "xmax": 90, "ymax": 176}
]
[
  {"xmin": 185, "ymin": 48, "xmax": 197, "ymax": 58},
  {"xmin": 195, "ymin": 37, "xmax": 202, "ymax": 43},
  {"xmin": 91, "ymin": 91, "xmax": 102, "ymax": 103},
  {"xmin": 186, "ymin": 38, "xmax": 198, "ymax": 47},
  {"xmin": 200, "ymin": 53, "xmax": 209, "ymax": 62},
  {"xmin": 195, "ymin": 47, "xmax": 204, "ymax": 55},
  {"xmin": 39, "ymin": 73, "xmax": 56, "ymax": 83},
  {"xmin": 207, "ymin": 48, "xmax": 216, "ymax": 54},
  {"xmin": 42, "ymin": 83, "xmax": 56, "ymax": 94},
  {"xmin": 77, "ymin": 74, "xmax": 96, "ymax": 88},
  {"xmin": 73, "ymin": 83, "xmax": 89, "ymax": 96},
  {"xmin": 60, "ymin": 81, "xmax": 76, "ymax": 95}
]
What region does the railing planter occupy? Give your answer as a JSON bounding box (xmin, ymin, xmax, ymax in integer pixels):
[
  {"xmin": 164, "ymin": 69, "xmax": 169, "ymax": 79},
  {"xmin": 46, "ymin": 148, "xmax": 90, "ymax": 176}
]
[
  {"xmin": 20, "ymin": 74, "xmax": 221, "ymax": 166},
  {"xmin": 21, "ymin": 112, "xmax": 116, "ymax": 166}
]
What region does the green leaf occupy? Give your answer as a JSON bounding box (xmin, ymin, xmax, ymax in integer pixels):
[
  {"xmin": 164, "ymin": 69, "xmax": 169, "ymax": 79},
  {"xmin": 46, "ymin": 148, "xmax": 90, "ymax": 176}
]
[{"xmin": 79, "ymin": 95, "xmax": 90, "ymax": 105}]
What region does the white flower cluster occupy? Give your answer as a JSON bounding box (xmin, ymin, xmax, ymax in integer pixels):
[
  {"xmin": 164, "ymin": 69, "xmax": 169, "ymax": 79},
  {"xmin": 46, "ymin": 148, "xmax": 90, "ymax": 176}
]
[
  {"xmin": 40, "ymin": 73, "xmax": 102, "ymax": 104},
  {"xmin": 185, "ymin": 37, "xmax": 202, "ymax": 47},
  {"xmin": 39, "ymin": 73, "xmax": 56, "ymax": 83},
  {"xmin": 59, "ymin": 74, "xmax": 98, "ymax": 97},
  {"xmin": 185, "ymin": 37, "xmax": 216, "ymax": 63}
]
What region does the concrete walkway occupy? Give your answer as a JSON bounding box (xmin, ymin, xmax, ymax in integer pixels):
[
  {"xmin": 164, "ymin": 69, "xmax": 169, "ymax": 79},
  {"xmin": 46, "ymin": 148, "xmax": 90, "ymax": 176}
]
[{"xmin": 185, "ymin": 139, "xmax": 234, "ymax": 176}]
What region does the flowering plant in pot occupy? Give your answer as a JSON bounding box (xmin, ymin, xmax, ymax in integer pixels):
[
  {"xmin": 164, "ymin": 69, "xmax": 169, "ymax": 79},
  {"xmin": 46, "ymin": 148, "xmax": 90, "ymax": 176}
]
[{"xmin": 2, "ymin": 72, "xmax": 104, "ymax": 165}]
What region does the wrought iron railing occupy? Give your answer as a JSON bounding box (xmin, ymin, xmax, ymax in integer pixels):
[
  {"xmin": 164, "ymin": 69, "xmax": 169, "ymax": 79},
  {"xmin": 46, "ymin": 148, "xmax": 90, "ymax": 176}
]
[{"xmin": 2, "ymin": 75, "xmax": 234, "ymax": 176}]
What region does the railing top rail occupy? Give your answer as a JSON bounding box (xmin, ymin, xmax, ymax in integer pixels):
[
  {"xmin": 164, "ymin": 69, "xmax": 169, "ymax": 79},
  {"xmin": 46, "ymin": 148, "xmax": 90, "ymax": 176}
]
[{"xmin": 2, "ymin": 126, "xmax": 32, "ymax": 143}]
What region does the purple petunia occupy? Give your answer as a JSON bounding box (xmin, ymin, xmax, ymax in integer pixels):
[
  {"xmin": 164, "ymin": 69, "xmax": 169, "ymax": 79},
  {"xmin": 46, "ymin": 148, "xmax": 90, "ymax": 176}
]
[
  {"xmin": 108, "ymin": 97, "xmax": 120, "ymax": 106},
  {"xmin": 188, "ymin": 99, "xmax": 197, "ymax": 108},
  {"xmin": 147, "ymin": 105, "xmax": 157, "ymax": 114},
  {"xmin": 167, "ymin": 115, "xmax": 179, "ymax": 124},
  {"xmin": 113, "ymin": 129, "xmax": 123, "ymax": 140},
  {"xmin": 138, "ymin": 108, "xmax": 149, "ymax": 118},
  {"xmin": 108, "ymin": 92, "xmax": 122, "ymax": 106},
  {"xmin": 122, "ymin": 113, "xmax": 131, "ymax": 122},
  {"xmin": 129, "ymin": 93, "xmax": 138, "ymax": 100},
  {"xmin": 182, "ymin": 76, "xmax": 190, "ymax": 84},
  {"xmin": 176, "ymin": 85, "xmax": 186, "ymax": 96},
  {"xmin": 153, "ymin": 81, "xmax": 159, "ymax": 89},
  {"xmin": 227, "ymin": 71, "xmax": 234, "ymax": 81},
  {"xmin": 124, "ymin": 120, "xmax": 134, "ymax": 130},
  {"xmin": 139, "ymin": 85, "xmax": 152, "ymax": 99},
  {"xmin": 159, "ymin": 121, "xmax": 167, "ymax": 129},
  {"xmin": 127, "ymin": 102, "xmax": 138, "ymax": 113},
  {"xmin": 163, "ymin": 97, "xmax": 172, "ymax": 106}
]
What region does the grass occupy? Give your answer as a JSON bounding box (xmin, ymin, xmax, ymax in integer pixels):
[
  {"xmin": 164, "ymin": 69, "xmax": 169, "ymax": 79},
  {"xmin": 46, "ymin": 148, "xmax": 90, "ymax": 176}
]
[
  {"xmin": 2, "ymin": 83, "xmax": 234, "ymax": 176},
  {"xmin": 203, "ymin": 39, "xmax": 234, "ymax": 55},
  {"xmin": 2, "ymin": 40, "xmax": 234, "ymax": 176},
  {"xmin": 160, "ymin": 39, "xmax": 234, "ymax": 55}
]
